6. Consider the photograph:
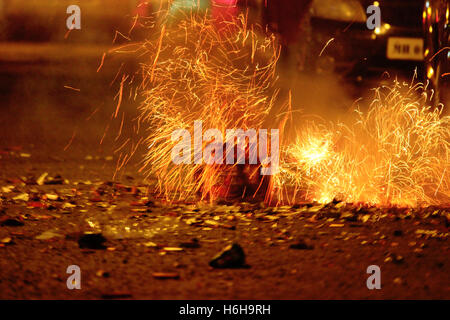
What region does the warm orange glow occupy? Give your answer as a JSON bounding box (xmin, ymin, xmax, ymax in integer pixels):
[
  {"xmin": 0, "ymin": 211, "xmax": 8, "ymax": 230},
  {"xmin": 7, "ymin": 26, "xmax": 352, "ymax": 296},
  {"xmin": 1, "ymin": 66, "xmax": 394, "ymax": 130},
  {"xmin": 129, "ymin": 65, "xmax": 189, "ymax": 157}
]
[
  {"xmin": 133, "ymin": 9, "xmax": 280, "ymax": 202},
  {"xmin": 277, "ymin": 82, "xmax": 450, "ymax": 206},
  {"xmin": 120, "ymin": 7, "xmax": 449, "ymax": 208},
  {"xmin": 427, "ymin": 65, "xmax": 434, "ymax": 78}
]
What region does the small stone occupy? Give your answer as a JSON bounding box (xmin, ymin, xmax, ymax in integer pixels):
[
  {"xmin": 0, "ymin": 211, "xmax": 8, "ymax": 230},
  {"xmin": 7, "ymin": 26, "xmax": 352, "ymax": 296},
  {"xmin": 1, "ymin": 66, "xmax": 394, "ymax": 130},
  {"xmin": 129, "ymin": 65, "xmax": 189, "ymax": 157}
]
[
  {"xmin": 0, "ymin": 217, "xmax": 24, "ymax": 227},
  {"xmin": 179, "ymin": 238, "xmax": 200, "ymax": 249},
  {"xmin": 44, "ymin": 175, "xmax": 64, "ymax": 185},
  {"xmin": 77, "ymin": 233, "xmax": 107, "ymax": 250},
  {"xmin": 209, "ymin": 243, "xmax": 247, "ymax": 269},
  {"xmin": 96, "ymin": 270, "xmax": 110, "ymax": 278},
  {"xmin": 340, "ymin": 211, "xmax": 356, "ymax": 221},
  {"xmin": 289, "ymin": 238, "xmax": 314, "ymax": 250}
]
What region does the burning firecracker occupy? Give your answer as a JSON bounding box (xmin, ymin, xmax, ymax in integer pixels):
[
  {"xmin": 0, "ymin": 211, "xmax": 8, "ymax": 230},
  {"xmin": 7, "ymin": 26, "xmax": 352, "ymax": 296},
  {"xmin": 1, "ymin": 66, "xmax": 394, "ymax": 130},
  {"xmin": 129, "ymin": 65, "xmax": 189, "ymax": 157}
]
[
  {"xmin": 115, "ymin": 7, "xmax": 449, "ymax": 208},
  {"xmin": 129, "ymin": 9, "xmax": 283, "ymax": 202}
]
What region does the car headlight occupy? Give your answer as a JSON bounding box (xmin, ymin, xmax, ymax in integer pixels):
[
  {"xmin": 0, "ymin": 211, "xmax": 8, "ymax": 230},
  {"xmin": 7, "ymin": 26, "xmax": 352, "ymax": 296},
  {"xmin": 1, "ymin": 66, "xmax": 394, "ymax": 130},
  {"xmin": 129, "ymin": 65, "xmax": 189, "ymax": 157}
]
[{"xmin": 311, "ymin": 0, "xmax": 367, "ymax": 23}]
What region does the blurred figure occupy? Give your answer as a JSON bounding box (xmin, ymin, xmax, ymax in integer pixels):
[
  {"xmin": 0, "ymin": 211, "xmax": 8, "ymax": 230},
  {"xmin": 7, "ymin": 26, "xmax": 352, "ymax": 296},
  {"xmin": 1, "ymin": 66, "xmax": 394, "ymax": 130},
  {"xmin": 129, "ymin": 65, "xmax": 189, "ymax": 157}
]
[{"xmin": 263, "ymin": 0, "xmax": 313, "ymax": 70}]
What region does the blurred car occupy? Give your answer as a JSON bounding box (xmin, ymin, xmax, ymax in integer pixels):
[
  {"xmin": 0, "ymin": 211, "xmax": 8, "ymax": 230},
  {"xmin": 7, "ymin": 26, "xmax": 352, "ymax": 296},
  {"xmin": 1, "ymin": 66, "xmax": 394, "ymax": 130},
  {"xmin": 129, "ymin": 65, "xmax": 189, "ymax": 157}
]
[
  {"xmin": 305, "ymin": 0, "xmax": 370, "ymax": 78},
  {"xmin": 303, "ymin": 0, "xmax": 427, "ymax": 86},
  {"xmin": 308, "ymin": 0, "xmax": 450, "ymax": 108}
]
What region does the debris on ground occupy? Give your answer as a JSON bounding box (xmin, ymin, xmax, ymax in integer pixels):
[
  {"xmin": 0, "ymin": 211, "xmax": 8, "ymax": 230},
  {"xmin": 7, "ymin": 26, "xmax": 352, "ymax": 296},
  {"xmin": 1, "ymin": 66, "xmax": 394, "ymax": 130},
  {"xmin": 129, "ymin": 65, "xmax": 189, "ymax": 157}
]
[
  {"xmin": 152, "ymin": 272, "xmax": 180, "ymax": 279},
  {"xmin": 289, "ymin": 238, "xmax": 314, "ymax": 250},
  {"xmin": 179, "ymin": 238, "xmax": 200, "ymax": 249},
  {"xmin": 209, "ymin": 243, "xmax": 248, "ymax": 269},
  {"xmin": 77, "ymin": 233, "xmax": 107, "ymax": 250},
  {"xmin": 0, "ymin": 217, "xmax": 24, "ymax": 227},
  {"xmin": 35, "ymin": 230, "xmax": 63, "ymax": 240}
]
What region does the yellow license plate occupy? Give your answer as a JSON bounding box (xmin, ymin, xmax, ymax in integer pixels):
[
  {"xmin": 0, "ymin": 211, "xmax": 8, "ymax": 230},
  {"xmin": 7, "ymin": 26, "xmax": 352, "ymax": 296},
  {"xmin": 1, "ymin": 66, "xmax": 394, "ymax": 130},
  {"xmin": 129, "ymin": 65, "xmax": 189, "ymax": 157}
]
[{"xmin": 387, "ymin": 37, "xmax": 424, "ymax": 61}]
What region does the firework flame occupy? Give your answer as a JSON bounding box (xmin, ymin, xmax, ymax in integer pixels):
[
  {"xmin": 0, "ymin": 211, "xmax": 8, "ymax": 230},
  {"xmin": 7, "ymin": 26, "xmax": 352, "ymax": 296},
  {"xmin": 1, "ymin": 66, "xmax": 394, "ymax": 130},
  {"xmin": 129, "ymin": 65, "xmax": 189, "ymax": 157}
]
[
  {"xmin": 116, "ymin": 6, "xmax": 448, "ymax": 208},
  {"xmin": 136, "ymin": 9, "xmax": 280, "ymax": 201},
  {"xmin": 279, "ymin": 82, "xmax": 450, "ymax": 206}
]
